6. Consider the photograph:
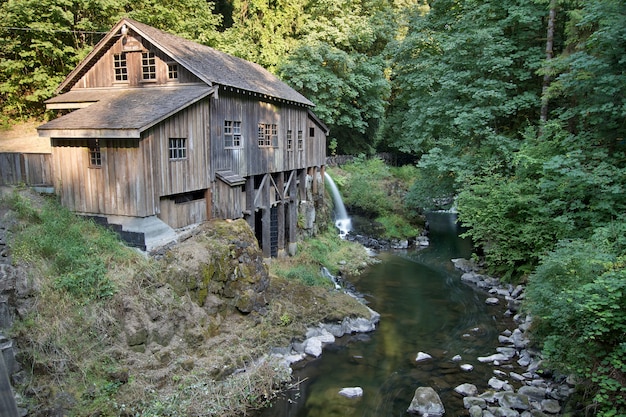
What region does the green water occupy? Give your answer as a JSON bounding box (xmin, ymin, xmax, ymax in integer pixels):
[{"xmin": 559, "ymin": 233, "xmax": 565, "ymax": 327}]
[{"xmin": 260, "ymin": 213, "xmax": 516, "ymax": 417}]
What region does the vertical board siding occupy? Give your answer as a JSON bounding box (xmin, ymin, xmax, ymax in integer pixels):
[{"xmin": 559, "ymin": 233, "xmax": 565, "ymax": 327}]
[
  {"xmin": 0, "ymin": 153, "xmax": 53, "ymax": 186},
  {"xmin": 149, "ymin": 99, "xmax": 211, "ymax": 197},
  {"xmin": 210, "ymin": 91, "xmax": 321, "ymax": 179},
  {"xmin": 52, "ymin": 138, "xmax": 150, "ymax": 217},
  {"xmin": 74, "ymin": 36, "xmax": 201, "ymax": 89}
]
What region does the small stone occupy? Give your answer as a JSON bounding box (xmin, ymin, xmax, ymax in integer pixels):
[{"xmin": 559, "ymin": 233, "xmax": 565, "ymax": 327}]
[
  {"xmin": 488, "ymin": 377, "xmax": 507, "ymax": 390},
  {"xmin": 464, "ymin": 396, "xmax": 487, "ymax": 409},
  {"xmin": 416, "ymin": 351, "xmax": 433, "ymax": 362},
  {"xmin": 338, "ymin": 387, "xmax": 363, "ymax": 398},
  {"xmin": 541, "ymin": 399, "xmax": 561, "ymax": 414},
  {"xmin": 486, "ymin": 297, "xmax": 500, "ymax": 305},
  {"xmin": 452, "ymin": 354, "xmax": 462, "ymax": 362},
  {"xmin": 461, "ymin": 364, "xmax": 474, "ymax": 372},
  {"xmin": 469, "ymin": 405, "xmax": 484, "ymax": 417},
  {"xmin": 455, "ymin": 383, "xmax": 478, "ymax": 397},
  {"xmin": 510, "ymin": 372, "xmax": 526, "ymax": 382}
]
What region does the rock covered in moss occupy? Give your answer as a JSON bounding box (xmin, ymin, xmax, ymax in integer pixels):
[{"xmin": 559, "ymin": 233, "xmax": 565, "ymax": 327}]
[{"xmin": 164, "ymin": 219, "xmax": 269, "ymax": 314}]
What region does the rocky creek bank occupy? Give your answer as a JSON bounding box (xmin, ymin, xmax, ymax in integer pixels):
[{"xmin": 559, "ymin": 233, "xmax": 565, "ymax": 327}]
[{"xmin": 406, "ymin": 257, "xmax": 576, "ymax": 417}]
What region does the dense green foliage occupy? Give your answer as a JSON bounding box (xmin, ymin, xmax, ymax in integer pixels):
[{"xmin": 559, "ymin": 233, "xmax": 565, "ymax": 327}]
[
  {"xmin": 525, "ymin": 224, "xmax": 626, "ymax": 414},
  {"xmin": 3, "ymin": 0, "xmax": 626, "ymax": 413}
]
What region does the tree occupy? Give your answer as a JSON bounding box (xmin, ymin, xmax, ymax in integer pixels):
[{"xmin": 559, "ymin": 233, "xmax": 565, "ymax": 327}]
[
  {"xmin": 278, "ymin": 0, "xmax": 398, "ymax": 154},
  {"xmin": 387, "ymin": 0, "xmax": 545, "ymax": 205},
  {"xmin": 0, "ymin": 0, "xmax": 221, "ymax": 121}
]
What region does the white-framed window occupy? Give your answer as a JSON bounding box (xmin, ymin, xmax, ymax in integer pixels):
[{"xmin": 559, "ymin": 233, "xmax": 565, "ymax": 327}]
[
  {"xmin": 114, "ymin": 53, "xmax": 128, "ymax": 81},
  {"xmin": 89, "ymin": 139, "xmax": 102, "ymax": 167},
  {"xmin": 167, "ymin": 63, "xmax": 178, "ymax": 80},
  {"xmin": 287, "ymin": 130, "xmax": 293, "ymax": 150},
  {"xmin": 258, "ymin": 123, "xmax": 278, "ymax": 147},
  {"xmin": 224, "ymin": 120, "xmax": 242, "ymax": 148},
  {"xmin": 169, "ymin": 138, "xmax": 187, "ymax": 160},
  {"xmin": 142, "ymin": 52, "xmax": 156, "ymax": 80}
]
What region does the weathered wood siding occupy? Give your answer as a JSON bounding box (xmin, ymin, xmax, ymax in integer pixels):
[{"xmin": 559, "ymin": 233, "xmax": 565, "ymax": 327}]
[
  {"xmin": 159, "ymin": 197, "xmax": 207, "ymax": 228},
  {"xmin": 0, "ymin": 153, "xmax": 53, "ymax": 186},
  {"xmin": 143, "ymin": 99, "xmax": 211, "ymax": 197},
  {"xmin": 51, "ymin": 138, "xmax": 154, "ymax": 216},
  {"xmin": 210, "ymin": 91, "xmax": 325, "ymax": 178},
  {"xmin": 213, "ymin": 180, "xmax": 244, "ymax": 220},
  {"xmin": 72, "ymin": 33, "xmax": 200, "ymax": 89}
]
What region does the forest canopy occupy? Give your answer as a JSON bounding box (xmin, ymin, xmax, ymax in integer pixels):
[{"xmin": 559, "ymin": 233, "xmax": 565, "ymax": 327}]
[{"xmin": 1, "ymin": 0, "xmax": 625, "ymax": 414}]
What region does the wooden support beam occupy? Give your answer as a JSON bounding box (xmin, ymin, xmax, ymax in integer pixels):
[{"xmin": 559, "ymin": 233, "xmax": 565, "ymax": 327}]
[
  {"xmin": 246, "ymin": 176, "xmax": 255, "ymax": 230},
  {"xmin": 277, "ymin": 172, "xmax": 285, "ymax": 251},
  {"xmin": 262, "ymin": 177, "xmax": 271, "ymax": 258},
  {"xmin": 289, "ymin": 170, "xmax": 298, "ymax": 237}
]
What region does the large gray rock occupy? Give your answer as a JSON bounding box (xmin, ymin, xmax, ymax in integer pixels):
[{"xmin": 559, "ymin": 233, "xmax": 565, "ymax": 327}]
[{"xmin": 407, "ymin": 387, "xmax": 445, "ymax": 416}]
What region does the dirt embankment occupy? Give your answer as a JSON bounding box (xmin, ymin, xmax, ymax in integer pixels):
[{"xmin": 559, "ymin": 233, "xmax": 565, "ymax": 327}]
[{"xmin": 0, "ymin": 120, "xmax": 51, "ymax": 153}]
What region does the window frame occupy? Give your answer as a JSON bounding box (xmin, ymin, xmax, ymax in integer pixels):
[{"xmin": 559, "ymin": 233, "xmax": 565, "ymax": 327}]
[
  {"xmin": 142, "ymin": 51, "xmax": 157, "ymax": 81},
  {"xmin": 297, "ymin": 130, "xmax": 303, "ymax": 151},
  {"xmin": 168, "ymin": 138, "xmax": 187, "ymax": 160},
  {"xmin": 113, "ymin": 53, "xmax": 128, "ymax": 82},
  {"xmin": 224, "ymin": 120, "xmax": 242, "ymax": 148},
  {"xmin": 88, "ymin": 139, "xmax": 102, "ymax": 168},
  {"xmin": 167, "ymin": 63, "xmax": 178, "ymax": 80},
  {"xmin": 258, "ymin": 123, "xmax": 278, "ymax": 148},
  {"xmin": 286, "ymin": 130, "xmax": 293, "ymax": 150}
]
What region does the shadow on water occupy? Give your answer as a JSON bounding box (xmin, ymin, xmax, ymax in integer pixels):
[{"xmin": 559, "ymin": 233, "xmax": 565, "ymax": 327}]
[{"xmin": 258, "ymin": 212, "xmax": 514, "ymax": 417}]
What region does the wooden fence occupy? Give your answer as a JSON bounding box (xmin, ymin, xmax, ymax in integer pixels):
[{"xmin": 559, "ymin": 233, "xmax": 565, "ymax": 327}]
[{"xmin": 0, "ymin": 153, "xmax": 53, "ymax": 187}]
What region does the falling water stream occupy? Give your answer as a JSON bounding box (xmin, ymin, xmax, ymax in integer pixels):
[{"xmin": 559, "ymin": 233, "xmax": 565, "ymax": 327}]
[
  {"xmin": 324, "ymin": 173, "xmax": 352, "ymax": 237},
  {"xmin": 258, "ymin": 211, "xmax": 518, "ymax": 417}
]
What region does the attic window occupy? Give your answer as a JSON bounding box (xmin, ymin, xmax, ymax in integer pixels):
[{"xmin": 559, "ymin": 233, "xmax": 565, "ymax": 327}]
[
  {"xmin": 168, "ymin": 63, "xmax": 178, "ymax": 80},
  {"xmin": 142, "ymin": 52, "xmax": 156, "ymax": 80},
  {"xmin": 309, "ymin": 127, "xmax": 315, "ymax": 137},
  {"xmin": 224, "ymin": 120, "xmax": 241, "ymax": 148},
  {"xmin": 258, "ymin": 123, "xmax": 278, "ymax": 147},
  {"xmin": 89, "ymin": 139, "xmax": 102, "ymax": 167},
  {"xmin": 114, "ymin": 53, "xmax": 128, "ymax": 81},
  {"xmin": 168, "ymin": 138, "xmax": 187, "ymax": 160}
]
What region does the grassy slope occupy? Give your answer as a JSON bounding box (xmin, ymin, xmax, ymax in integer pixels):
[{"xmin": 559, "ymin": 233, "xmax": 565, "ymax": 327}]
[{"xmin": 1, "ymin": 188, "xmax": 374, "ymax": 416}]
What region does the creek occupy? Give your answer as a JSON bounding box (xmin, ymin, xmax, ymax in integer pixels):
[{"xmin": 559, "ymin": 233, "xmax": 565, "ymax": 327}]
[{"xmin": 259, "ymin": 211, "xmax": 519, "ymax": 417}]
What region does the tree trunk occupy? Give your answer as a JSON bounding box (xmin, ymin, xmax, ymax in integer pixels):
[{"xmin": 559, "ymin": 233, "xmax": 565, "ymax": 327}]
[{"xmin": 540, "ymin": 0, "xmax": 557, "ymax": 123}]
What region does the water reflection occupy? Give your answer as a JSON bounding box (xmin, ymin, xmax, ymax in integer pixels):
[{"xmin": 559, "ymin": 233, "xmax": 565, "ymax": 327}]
[{"xmin": 259, "ymin": 213, "xmax": 514, "ymax": 417}]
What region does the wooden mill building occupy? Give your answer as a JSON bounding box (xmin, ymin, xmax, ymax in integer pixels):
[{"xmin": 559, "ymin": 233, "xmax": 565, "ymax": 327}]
[{"xmin": 37, "ymin": 18, "xmax": 328, "ymax": 255}]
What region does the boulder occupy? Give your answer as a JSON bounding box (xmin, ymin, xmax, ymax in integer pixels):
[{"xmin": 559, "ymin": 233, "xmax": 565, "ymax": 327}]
[{"xmin": 407, "ymin": 387, "xmax": 445, "ymax": 416}]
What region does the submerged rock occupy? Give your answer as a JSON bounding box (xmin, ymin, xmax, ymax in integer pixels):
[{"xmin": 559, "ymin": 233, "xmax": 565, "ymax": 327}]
[{"xmin": 338, "ymin": 387, "xmax": 363, "ymax": 398}]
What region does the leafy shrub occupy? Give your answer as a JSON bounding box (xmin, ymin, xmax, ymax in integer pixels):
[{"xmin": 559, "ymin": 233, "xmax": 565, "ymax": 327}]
[{"xmin": 525, "ymin": 223, "xmax": 626, "ymax": 416}]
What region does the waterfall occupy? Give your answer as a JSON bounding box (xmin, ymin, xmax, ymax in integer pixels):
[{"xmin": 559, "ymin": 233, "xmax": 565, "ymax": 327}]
[{"xmin": 324, "ymin": 172, "xmax": 352, "ymax": 237}]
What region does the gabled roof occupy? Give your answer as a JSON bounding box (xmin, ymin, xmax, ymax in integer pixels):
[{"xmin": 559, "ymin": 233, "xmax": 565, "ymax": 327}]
[
  {"xmin": 38, "ymin": 86, "xmax": 214, "ymax": 138},
  {"xmin": 56, "ymin": 18, "xmax": 314, "ymax": 107}
]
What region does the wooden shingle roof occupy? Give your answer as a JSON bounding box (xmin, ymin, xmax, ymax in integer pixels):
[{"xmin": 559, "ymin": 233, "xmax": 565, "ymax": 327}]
[
  {"xmin": 38, "ymin": 86, "xmax": 214, "ymax": 138},
  {"xmin": 56, "ymin": 18, "xmax": 314, "ymax": 107}
]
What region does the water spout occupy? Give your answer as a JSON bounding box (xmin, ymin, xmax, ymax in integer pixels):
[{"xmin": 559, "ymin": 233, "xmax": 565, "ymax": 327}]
[{"xmin": 324, "ymin": 172, "xmax": 352, "ymax": 237}]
